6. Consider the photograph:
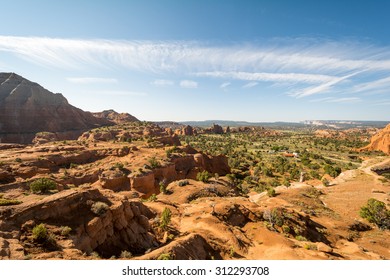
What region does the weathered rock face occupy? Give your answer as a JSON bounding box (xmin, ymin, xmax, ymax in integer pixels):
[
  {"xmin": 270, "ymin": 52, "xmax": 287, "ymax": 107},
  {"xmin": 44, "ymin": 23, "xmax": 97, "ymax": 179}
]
[
  {"xmin": 182, "ymin": 125, "xmax": 194, "ymax": 136},
  {"xmin": 99, "ymin": 170, "xmax": 129, "ymax": 191},
  {"xmin": 0, "ymin": 188, "xmax": 157, "ymax": 259},
  {"xmin": 0, "ymin": 73, "xmax": 113, "ymax": 144},
  {"xmin": 92, "ymin": 109, "xmax": 139, "ymax": 124},
  {"xmin": 361, "ymin": 123, "xmax": 390, "ymax": 155},
  {"xmin": 206, "ymin": 124, "xmax": 224, "ymax": 134}
]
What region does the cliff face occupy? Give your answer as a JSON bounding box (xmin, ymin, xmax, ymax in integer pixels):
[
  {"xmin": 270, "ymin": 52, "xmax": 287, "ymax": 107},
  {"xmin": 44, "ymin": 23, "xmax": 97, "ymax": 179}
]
[
  {"xmin": 362, "ymin": 123, "xmax": 390, "ymax": 155},
  {"xmin": 0, "ymin": 73, "xmax": 112, "ymax": 143}
]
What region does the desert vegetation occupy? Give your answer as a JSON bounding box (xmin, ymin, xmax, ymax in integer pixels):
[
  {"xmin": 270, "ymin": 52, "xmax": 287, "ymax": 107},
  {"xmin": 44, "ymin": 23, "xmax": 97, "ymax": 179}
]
[{"xmin": 0, "ymin": 121, "xmax": 389, "ymax": 261}]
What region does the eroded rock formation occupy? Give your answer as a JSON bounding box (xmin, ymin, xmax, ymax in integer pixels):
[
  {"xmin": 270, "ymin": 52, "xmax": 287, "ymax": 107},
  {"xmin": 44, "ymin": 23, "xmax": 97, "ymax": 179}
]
[{"xmin": 0, "ymin": 73, "xmax": 113, "ymax": 144}]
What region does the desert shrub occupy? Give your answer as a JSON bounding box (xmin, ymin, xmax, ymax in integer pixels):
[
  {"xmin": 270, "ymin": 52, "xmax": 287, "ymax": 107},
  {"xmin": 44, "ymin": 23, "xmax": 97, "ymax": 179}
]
[
  {"xmin": 321, "ymin": 178, "xmax": 330, "ymax": 187},
  {"xmin": 60, "ymin": 226, "xmax": 72, "ymax": 236},
  {"xmin": 30, "ymin": 178, "xmax": 57, "ymax": 194},
  {"xmin": 178, "ymin": 180, "xmax": 189, "ymax": 187},
  {"xmin": 160, "ymin": 207, "xmax": 172, "ymax": 230},
  {"xmin": 32, "ymin": 223, "xmax": 48, "ymax": 242},
  {"xmin": 282, "ymin": 225, "xmax": 290, "ymax": 233},
  {"xmin": 360, "ymin": 198, "xmax": 390, "ymax": 230},
  {"xmin": 111, "ymin": 162, "xmax": 124, "ymax": 170},
  {"xmin": 263, "ymin": 208, "xmax": 284, "ymax": 227},
  {"xmin": 0, "ymin": 198, "xmax": 22, "ymax": 206},
  {"xmin": 159, "ymin": 179, "xmax": 168, "ymax": 194},
  {"xmin": 120, "ymin": 250, "xmax": 133, "ymax": 258},
  {"xmin": 304, "ymin": 243, "xmax": 317, "ymax": 250},
  {"xmin": 148, "ymin": 157, "xmax": 161, "ymax": 168},
  {"xmin": 229, "ymin": 246, "xmax": 235, "ymax": 258},
  {"xmin": 295, "ymin": 235, "xmax": 307, "ymax": 241},
  {"xmin": 15, "ymin": 157, "xmax": 22, "ymax": 163},
  {"xmin": 267, "ymin": 188, "xmax": 276, "ymax": 197},
  {"xmin": 196, "ymin": 170, "xmax": 210, "ymax": 183},
  {"xmin": 157, "ymin": 252, "xmax": 172, "ymax": 260},
  {"xmin": 91, "ymin": 201, "xmax": 109, "ymax": 216}
]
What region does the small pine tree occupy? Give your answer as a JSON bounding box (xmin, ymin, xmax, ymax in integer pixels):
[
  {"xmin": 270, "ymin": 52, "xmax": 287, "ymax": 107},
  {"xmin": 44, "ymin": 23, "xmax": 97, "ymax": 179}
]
[
  {"xmin": 160, "ymin": 207, "xmax": 172, "ymax": 230},
  {"xmin": 360, "ymin": 198, "xmax": 390, "ymax": 230}
]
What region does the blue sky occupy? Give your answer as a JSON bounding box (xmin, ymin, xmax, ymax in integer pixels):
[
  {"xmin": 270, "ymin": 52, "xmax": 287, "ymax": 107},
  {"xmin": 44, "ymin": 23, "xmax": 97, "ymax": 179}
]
[{"xmin": 0, "ymin": 0, "xmax": 389, "ymax": 122}]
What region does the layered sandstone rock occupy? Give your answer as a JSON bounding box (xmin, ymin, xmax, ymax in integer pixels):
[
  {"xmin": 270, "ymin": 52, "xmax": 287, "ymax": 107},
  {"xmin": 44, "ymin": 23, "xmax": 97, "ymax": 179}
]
[
  {"xmin": 361, "ymin": 123, "xmax": 390, "ymax": 155},
  {"xmin": 0, "ymin": 187, "xmax": 157, "ymax": 259},
  {"xmin": 0, "ymin": 73, "xmax": 113, "ymax": 144},
  {"xmin": 92, "ymin": 109, "xmax": 138, "ymax": 124}
]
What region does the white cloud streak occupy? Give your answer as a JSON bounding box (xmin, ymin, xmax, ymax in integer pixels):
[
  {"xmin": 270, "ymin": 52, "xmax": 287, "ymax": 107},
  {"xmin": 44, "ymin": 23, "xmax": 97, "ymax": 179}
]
[
  {"xmin": 84, "ymin": 90, "xmax": 147, "ymax": 96},
  {"xmin": 151, "ymin": 79, "xmax": 174, "ymax": 86},
  {"xmin": 196, "ymin": 71, "xmax": 336, "ymax": 84},
  {"xmin": 220, "ymin": 82, "xmax": 231, "ymax": 88},
  {"xmin": 310, "ymin": 96, "xmax": 361, "ymax": 103},
  {"xmin": 1, "ymin": 36, "xmax": 390, "ymax": 99},
  {"xmin": 292, "ymin": 71, "xmax": 363, "ymax": 98},
  {"xmin": 66, "ymin": 77, "xmax": 118, "ymax": 84},
  {"xmin": 180, "ymin": 80, "xmax": 198, "ymax": 89},
  {"xmin": 243, "ymin": 82, "xmax": 258, "ymax": 88},
  {"xmin": 352, "ymin": 76, "xmax": 390, "ymax": 94}
]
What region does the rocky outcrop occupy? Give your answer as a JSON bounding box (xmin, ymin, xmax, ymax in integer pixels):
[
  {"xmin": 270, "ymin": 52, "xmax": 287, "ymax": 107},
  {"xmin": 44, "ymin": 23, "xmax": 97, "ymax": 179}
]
[
  {"xmin": 92, "ymin": 109, "xmax": 139, "ymax": 124},
  {"xmin": 0, "ymin": 188, "xmax": 157, "ymax": 259},
  {"xmin": 176, "ymin": 125, "xmax": 196, "ymax": 136},
  {"xmin": 32, "ymin": 132, "xmax": 59, "ymax": 145},
  {"xmin": 0, "ymin": 73, "xmax": 113, "ymax": 144},
  {"xmin": 135, "ymin": 233, "xmax": 219, "ymax": 260},
  {"xmin": 154, "ymin": 135, "xmax": 181, "ymax": 146},
  {"xmin": 361, "ymin": 123, "xmax": 390, "ymax": 155},
  {"xmin": 206, "ymin": 124, "xmax": 224, "ymax": 134},
  {"xmin": 99, "ymin": 170, "xmax": 129, "ymax": 191}
]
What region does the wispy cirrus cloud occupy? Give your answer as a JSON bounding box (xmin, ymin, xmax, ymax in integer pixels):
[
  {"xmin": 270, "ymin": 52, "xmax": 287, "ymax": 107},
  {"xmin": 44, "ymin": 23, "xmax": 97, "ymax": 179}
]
[
  {"xmin": 243, "ymin": 82, "xmax": 258, "ymax": 88},
  {"xmin": 1, "ymin": 35, "xmax": 390, "ymax": 100},
  {"xmin": 291, "ymin": 71, "xmax": 363, "ymax": 98},
  {"xmin": 196, "ymin": 71, "xmax": 336, "ymax": 84},
  {"xmin": 84, "ymin": 90, "xmax": 147, "ymax": 96},
  {"xmin": 180, "ymin": 80, "xmax": 198, "ymax": 89},
  {"xmin": 151, "ymin": 79, "xmax": 174, "ymax": 86},
  {"xmin": 66, "ymin": 77, "xmax": 118, "ymax": 84},
  {"xmin": 351, "ymin": 76, "xmax": 390, "ymax": 94},
  {"xmin": 220, "ymin": 82, "xmax": 231, "ymax": 89},
  {"xmin": 310, "ymin": 96, "xmax": 361, "ymax": 103}
]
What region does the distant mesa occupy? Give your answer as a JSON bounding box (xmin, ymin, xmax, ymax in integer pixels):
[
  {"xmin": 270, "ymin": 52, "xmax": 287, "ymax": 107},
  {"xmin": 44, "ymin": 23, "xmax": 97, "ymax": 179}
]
[
  {"xmin": 0, "ymin": 73, "xmax": 138, "ymax": 144},
  {"xmin": 361, "ymin": 123, "xmax": 390, "ymax": 155},
  {"xmin": 92, "ymin": 109, "xmax": 139, "ymax": 124}
]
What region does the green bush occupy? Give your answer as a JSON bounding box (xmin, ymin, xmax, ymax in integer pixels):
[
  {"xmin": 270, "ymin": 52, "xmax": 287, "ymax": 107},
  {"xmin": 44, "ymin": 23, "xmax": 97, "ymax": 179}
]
[
  {"xmin": 160, "ymin": 207, "xmax": 172, "ymax": 230},
  {"xmin": 120, "ymin": 250, "xmax": 133, "ymax": 258},
  {"xmin": 157, "ymin": 252, "xmax": 172, "ymax": 260},
  {"xmin": 267, "ymin": 188, "xmax": 276, "ymax": 197},
  {"xmin": 0, "ymin": 198, "xmax": 22, "ymax": 206},
  {"xmin": 60, "ymin": 226, "xmax": 72, "ymax": 236},
  {"xmin": 91, "ymin": 201, "xmax": 109, "ymax": 216},
  {"xmin": 32, "ymin": 223, "xmax": 48, "ymax": 242},
  {"xmin": 159, "ymin": 181, "xmax": 167, "ymax": 194},
  {"xmin": 196, "ymin": 170, "xmax": 210, "ymax": 183},
  {"xmin": 30, "ymin": 178, "xmax": 57, "ymax": 194},
  {"xmin": 360, "ymin": 198, "xmax": 390, "ymax": 230},
  {"xmin": 148, "ymin": 157, "xmax": 161, "ymax": 168}
]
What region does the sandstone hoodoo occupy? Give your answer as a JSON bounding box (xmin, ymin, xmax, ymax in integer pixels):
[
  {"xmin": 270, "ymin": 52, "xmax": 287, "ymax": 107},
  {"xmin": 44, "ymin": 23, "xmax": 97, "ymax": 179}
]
[
  {"xmin": 0, "ymin": 73, "xmax": 113, "ymax": 144},
  {"xmin": 361, "ymin": 123, "xmax": 390, "ymax": 155}
]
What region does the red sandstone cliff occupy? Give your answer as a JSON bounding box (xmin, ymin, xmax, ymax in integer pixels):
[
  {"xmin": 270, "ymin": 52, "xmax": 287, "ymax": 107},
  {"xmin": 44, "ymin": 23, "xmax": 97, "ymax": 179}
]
[{"xmin": 0, "ymin": 73, "xmax": 113, "ymax": 143}]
